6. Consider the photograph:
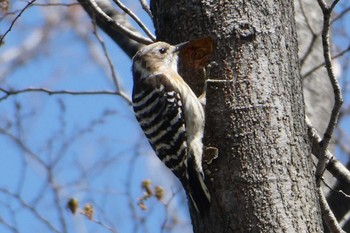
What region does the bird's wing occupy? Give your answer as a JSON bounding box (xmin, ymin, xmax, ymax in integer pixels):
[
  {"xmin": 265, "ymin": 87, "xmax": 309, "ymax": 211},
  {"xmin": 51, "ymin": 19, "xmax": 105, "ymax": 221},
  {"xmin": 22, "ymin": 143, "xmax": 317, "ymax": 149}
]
[{"xmin": 132, "ymin": 74, "xmax": 189, "ymax": 183}]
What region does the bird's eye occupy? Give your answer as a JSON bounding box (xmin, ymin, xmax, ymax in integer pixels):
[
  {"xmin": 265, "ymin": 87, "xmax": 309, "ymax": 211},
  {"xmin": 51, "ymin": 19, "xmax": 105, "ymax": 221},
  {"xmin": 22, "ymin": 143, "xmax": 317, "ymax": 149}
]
[{"xmin": 158, "ymin": 48, "xmax": 167, "ymax": 54}]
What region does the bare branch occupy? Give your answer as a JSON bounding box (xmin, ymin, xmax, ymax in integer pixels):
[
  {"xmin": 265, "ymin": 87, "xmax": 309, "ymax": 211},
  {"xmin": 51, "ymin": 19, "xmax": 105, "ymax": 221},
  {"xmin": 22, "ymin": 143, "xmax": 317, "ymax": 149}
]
[
  {"xmin": 160, "ymin": 188, "xmax": 182, "ymax": 233},
  {"xmin": 300, "ymin": 2, "xmax": 350, "ymax": 78},
  {"xmin": 318, "ymin": 187, "xmax": 346, "ymax": 233},
  {"xmin": 0, "ymin": 188, "xmax": 61, "ymax": 233},
  {"xmin": 332, "ymin": 6, "xmax": 350, "ymax": 23},
  {"xmin": 300, "ymin": 34, "xmax": 318, "ymax": 67},
  {"xmin": 297, "ymin": 0, "xmax": 318, "ymax": 67},
  {"xmin": 323, "ymin": 178, "xmax": 350, "ymax": 198},
  {"xmin": 139, "ymin": 0, "xmax": 153, "ymax": 19},
  {"xmin": 329, "ymin": 0, "xmax": 340, "ymax": 11},
  {"xmin": 88, "ymin": 0, "xmax": 151, "ymax": 44},
  {"xmin": 90, "ymin": 0, "xmax": 152, "ymax": 44},
  {"xmin": 315, "ymin": 0, "xmax": 343, "ymax": 185},
  {"xmin": 0, "ymin": 87, "xmax": 132, "ymax": 105},
  {"xmin": 78, "ymin": 0, "xmax": 152, "ymax": 46},
  {"xmin": 88, "ymin": 217, "xmax": 118, "ymax": 233},
  {"xmin": 0, "ymin": 214, "xmax": 19, "ymax": 233},
  {"xmin": 302, "ymin": 45, "xmax": 350, "ymax": 79},
  {"xmin": 47, "ymin": 169, "xmax": 68, "ymax": 233},
  {"xmin": 125, "ymin": 144, "xmax": 142, "ymax": 232},
  {"xmin": 92, "ymin": 18, "xmax": 121, "ymax": 92},
  {"xmin": 306, "ymin": 117, "xmax": 350, "ymax": 186},
  {"xmin": 31, "ymin": 2, "xmax": 80, "ymax": 7},
  {"xmin": 0, "ymin": 0, "xmax": 36, "ymax": 44},
  {"xmin": 327, "ymin": 159, "xmax": 350, "ymax": 186},
  {"xmin": 298, "ymin": 0, "xmax": 316, "ymax": 35},
  {"xmin": 111, "ymin": 0, "xmax": 155, "ymax": 41},
  {"xmin": 0, "ymin": 10, "xmax": 22, "ymax": 23},
  {"xmin": 0, "ymin": 127, "xmax": 47, "ymax": 169},
  {"xmin": 78, "ymin": 0, "xmax": 145, "ymax": 57},
  {"xmin": 339, "ymin": 210, "xmax": 350, "ymax": 229}
]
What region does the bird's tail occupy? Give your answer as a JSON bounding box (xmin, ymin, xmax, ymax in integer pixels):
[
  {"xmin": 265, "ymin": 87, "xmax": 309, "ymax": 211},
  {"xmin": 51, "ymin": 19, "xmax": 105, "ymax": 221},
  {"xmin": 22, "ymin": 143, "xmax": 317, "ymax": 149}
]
[{"xmin": 187, "ymin": 156, "xmax": 211, "ymax": 214}]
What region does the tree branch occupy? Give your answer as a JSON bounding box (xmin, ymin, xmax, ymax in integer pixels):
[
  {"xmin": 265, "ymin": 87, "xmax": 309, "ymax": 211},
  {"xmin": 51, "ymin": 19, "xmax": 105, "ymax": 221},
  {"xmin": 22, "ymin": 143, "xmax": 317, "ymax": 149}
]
[
  {"xmin": 0, "ymin": 88, "xmax": 132, "ymax": 105},
  {"xmin": 0, "ymin": 127, "xmax": 47, "ymax": 169},
  {"xmin": 90, "ymin": 0, "xmax": 152, "ymax": 44},
  {"xmin": 332, "ymin": 6, "xmax": 350, "ymax": 23},
  {"xmin": 318, "ymin": 187, "xmax": 346, "ymax": 233},
  {"xmin": 297, "ymin": 0, "xmax": 318, "ymax": 67},
  {"xmin": 78, "ymin": 0, "xmax": 151, "ymax": 58},
  {"xmin": 111, "ymin": 0, "xmax": 155, "ymax": 41},
  {"xmin": 306, "ymin": 117, "xmax": 350, "ymax": 186},
  {"xmin": 300, "ymin": 2, "xmax": 350, "ymax": 79},
  {"xmin": 302, "ymin": 45, "xmax": 350, "ymax": 79},
  {"xmin": 139, "ymin": 0, "xmax": 153, "ymax": 19},
  {"xmin": 92, "ymin": 18, "xmax": 121, "ymax": 92},
  {"xmin": 0, "ymin": 0, "xmax": 36, "ymax": 44},
  {"xmin": 0, "ymin": 188, "xmax": 60, "ymax": 233},
  {"xmin": 31, "ymin": 2, "xmax": 80, "ymax": 7},
  {"xmin": 315, "ymin": 0, "xmax": 343, "ymax": 185},
  {"xmin": 339, "ymin": 209, "xmax": 350, "ymax": 229}
]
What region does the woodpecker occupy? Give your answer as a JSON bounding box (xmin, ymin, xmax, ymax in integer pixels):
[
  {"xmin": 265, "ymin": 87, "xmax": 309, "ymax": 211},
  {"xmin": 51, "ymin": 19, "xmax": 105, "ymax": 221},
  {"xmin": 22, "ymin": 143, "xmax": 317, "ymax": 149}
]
[{"xmin": 132, "ymin": 41, "xmax": 211, "ymax": 213}]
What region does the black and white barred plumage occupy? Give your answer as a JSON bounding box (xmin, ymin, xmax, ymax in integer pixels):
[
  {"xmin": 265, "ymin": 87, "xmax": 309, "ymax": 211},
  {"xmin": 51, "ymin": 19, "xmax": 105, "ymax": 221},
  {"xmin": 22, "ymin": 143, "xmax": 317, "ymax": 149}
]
[{"xmin": 132, "ymin": 41, "xmax": 211, "ymax": 213}]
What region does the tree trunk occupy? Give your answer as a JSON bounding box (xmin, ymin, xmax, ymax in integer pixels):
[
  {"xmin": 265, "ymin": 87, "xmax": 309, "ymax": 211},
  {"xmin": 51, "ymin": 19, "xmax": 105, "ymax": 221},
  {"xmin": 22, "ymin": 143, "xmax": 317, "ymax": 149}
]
[{"xmin": 150, "ymin": 0, "xmax": 323, "ymax": 232}]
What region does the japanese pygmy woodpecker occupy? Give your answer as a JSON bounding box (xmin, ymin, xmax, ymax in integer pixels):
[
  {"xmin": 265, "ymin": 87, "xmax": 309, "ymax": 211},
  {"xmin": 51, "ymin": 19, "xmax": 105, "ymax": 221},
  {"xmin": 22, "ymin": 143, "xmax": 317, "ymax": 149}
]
[{"xmin": 132, "ymin": 41, "xmax": 210, "ymax": 213}]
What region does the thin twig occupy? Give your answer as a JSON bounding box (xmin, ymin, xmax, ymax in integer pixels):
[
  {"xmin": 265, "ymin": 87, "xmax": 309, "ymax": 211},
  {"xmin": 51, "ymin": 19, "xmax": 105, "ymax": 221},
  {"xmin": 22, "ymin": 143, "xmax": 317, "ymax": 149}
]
[
  {"xmin": 77, "ymin": 0, "xmax": 143, "ymax": 58},
  {"xmin": 332, "ymin": 6, "xmax": 350, "ymax": 23},
  {"xmin": 318, "ymin": 187, "xmax": 346, "ymax": 233},
  {"xmin": 47, "ymin": 168, "xmax": 68, "ymax": 233},
  {"xmin": 300, "ymin": 2, "xmax": 350, "ymax": 75},
  {"xmin": 339, "ymin": 210, "xmax": 350, "ymax": 228},
  {"xmin": 81, "ymin": 211, "xmax": 118, "ymax": 233},
  {"xmin": 92, "ymin": 17, "xmax": 121, "ymax": 92},
  {"xmin": 298, "ymin": 0, "xmax": 316, "ymax": 35},
  {"xmin": 300, "ymin": 34, "xmax": 318, "ymax": 67},
  {"xmin": 306, "ymin": 117, "xmax": 350, "ymax": 186},
  {"xmin": 111, "ymin": 0, "xmax": 155, "ymax": 41},
  {"xmin": 91, "ymin": 218, "xmax": 118, "ymax": 233},
  {"xmin": 0, "ymin": 88, "xmax": 132, "ymax": 105},
  {"xmin": 315, "ymin": 0, "xmax": 343, "ymax": 185},
  {"xmin": 0, "ymin": 127, "xmax": 47, "ymax": 169},
  {"xmin": 139, "ymin": 0, "xmax": 153, "ymax": 19},
  {"xmin": 322, "ymin": 178, "xmax": 350, "ymax": 198},
  {"xmin": 0, "ymin": 188, "xmax": 61, "ymax": 233},
  {"xmin": 330, "ymin": 0, "xmax": 340, "ymax": 11},
  {"xmin": 31, "ymin": 3, "xmax": 80, "ymax": 7},
  {"xmin": 303, "ymin": 45, "xmax": 350, "ymax": 79},
  {"xmin": 160, "ymin": 188, "xmax": 182, "ymax": 233},
  {"xmin": 0, "ymin": 215, "xmax": 19, "ymax": 233},
  {"xmin": 126, "ymin": 143, "xmax": 142, "ymax": 233},
  {"xmin": 0, "ymin": 10, "xmax": 22, "ymax": 22},
  {"xmin": 0, "ymin": 0, "xmax": 36, "ymax": 44},
  {"xmin": 86, "ymin": 0, "xmax": 152, "ymax": 45},
  {"xmin": 297, "ymin": 0, "xmax": 318, "ymax": 67}
]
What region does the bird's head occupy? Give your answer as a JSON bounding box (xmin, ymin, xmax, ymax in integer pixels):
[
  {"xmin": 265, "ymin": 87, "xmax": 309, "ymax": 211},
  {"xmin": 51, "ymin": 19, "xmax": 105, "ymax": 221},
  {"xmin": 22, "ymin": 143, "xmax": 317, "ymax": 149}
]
[{"xmin": 132, "ymin": 41, "xmax": 188, "ymax": 80}]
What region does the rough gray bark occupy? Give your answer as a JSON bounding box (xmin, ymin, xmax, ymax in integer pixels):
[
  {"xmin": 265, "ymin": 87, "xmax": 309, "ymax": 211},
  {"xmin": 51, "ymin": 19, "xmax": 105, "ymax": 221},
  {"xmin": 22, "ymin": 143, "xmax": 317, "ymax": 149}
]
[{"xmin": 150, "ymin": 0, "xmax": 323, "ymax": 232}]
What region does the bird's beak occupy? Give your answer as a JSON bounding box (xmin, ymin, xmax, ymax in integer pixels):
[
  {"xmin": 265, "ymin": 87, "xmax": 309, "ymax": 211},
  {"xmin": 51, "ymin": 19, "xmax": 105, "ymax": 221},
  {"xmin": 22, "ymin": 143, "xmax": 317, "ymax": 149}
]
[{"xmin": 174, "ymin": 41, "xmax": 189, "ymax": 53}]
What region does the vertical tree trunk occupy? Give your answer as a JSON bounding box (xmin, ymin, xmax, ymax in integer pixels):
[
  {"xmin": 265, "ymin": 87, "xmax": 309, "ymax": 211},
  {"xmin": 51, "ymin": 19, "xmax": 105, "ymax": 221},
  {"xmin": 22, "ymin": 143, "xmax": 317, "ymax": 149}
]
[{"xmin": 150, "ymin": 1, "xmax": 323, "ymax": 232}]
